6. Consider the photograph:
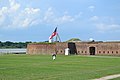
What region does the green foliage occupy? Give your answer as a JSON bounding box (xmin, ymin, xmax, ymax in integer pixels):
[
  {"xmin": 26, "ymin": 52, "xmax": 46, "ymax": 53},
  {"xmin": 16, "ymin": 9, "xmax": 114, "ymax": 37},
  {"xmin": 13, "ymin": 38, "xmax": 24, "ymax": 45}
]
[
  {"xmin": 31, "ymin": 42, "xmax": 56, "ymax": 44},
  {"xmin": 0, "ymin": 41, "xmax": 32, "ymax": 48},
  {"xmin": 0, "ymin": 55, "xmax": 120, "ymax": 80},
  {"xmin": 66, "ymin": 38, "xmax": 81, "ymax": 42}
]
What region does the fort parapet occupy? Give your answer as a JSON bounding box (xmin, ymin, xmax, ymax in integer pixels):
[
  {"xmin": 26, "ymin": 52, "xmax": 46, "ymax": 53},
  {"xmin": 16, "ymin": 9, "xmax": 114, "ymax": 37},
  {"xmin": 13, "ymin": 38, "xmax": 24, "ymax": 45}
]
[
  {"xmin": 27, "ymin": 43, "xmax": 56, "ymax": 55},
  {"xmin": 27, "ymin": 42, "xmax": 120, "ymax": 56}
]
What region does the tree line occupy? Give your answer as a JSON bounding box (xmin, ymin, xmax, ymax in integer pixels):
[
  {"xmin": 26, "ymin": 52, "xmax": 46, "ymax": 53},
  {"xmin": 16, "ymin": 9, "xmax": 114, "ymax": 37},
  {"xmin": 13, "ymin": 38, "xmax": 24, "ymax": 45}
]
[
  {"xmin": 0, "ymin": 38, "xmax": 81, "ymax": 48},
  {"xmin": 0, "ymin": 41, "xmax": 32, "ymax": 48}
]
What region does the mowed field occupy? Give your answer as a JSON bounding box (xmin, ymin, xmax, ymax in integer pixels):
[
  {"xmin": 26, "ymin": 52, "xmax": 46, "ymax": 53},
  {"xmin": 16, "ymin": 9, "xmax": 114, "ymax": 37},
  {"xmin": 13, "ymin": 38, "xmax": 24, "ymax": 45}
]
[{"xmin": 0, "ymin": 54, "xmax": 120, "ymax": 80}]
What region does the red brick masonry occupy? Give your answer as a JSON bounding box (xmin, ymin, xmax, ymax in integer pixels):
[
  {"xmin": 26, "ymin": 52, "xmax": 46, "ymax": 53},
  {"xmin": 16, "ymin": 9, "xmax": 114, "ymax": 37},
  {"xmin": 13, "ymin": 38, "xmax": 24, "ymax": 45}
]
[{"xmin": 27, "ymin": 42, "xmax": 120, "ymax": 56}]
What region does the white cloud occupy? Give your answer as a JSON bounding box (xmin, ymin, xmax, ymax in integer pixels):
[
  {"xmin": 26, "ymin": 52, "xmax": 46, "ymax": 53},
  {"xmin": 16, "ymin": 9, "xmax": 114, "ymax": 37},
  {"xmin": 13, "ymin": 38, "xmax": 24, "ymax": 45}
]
[
  {"xmin": 43, "ymin": 7, "xmax": 54, "ymax": 23},
  {"xmin": 0, "ymin": 0, "xmax": 20, "ymax": 28},
  {"xmin": 43, "ymin": 7, "xmax": 75, "ymax": 25},
  {"xmin": 0, "ymin": 1, "xmax": 77, "ymax": 29},
  {"xmin": 0, "ymin": 7, "xmax": 8, "ymax": 14},
  {"xmin": 90, "ymin": 16, "xmax": 99, "ymax": 21},
  {"xmin": 90, "ymin": 16, "xmax": 120, "ymax": 32},
  {"xmin": 54, "ymin": 15, "xmax": 74, "ymax": 24},
  {"xmin": 0, "ymin": 13, "xmax": 5, "ymax": 25},
  {"xmin": 88, "ymin": 5, "xmax": 95, "ymax": 11},
  {"xmin": 0, "ymin": 7, "xmax": 9, "ymax": 27},
  {"xmin": 61, "ymin": 15, "xmax": 74, "ymax": 22},
  {"xmin": 9, "ymin": 0, "xmax": 20, "ymax": 12},
  {"xmin": 22, "ymin": 18, "xmax": 32, "ymax": 27},
  {"xmin": 0, "ymin": 0, "xmax": 40, "ymax": 29},
  {"xmin": 0, "ymin": 7, "xmax": 8, "ymax": 18},
  {"xmin": 24, "ymin": 8, "xmax": 40, "ymax": 14},
  {"xmin": 11, "ymin": 7, "xmax": 40, "ymax": 28},
  {"xmin": 96, "ymin": 23, "xmax": 120, "ymax": 32},
  {"xmin": 74, "ymin": 12, "xmax": 82, "ymax": 19}
]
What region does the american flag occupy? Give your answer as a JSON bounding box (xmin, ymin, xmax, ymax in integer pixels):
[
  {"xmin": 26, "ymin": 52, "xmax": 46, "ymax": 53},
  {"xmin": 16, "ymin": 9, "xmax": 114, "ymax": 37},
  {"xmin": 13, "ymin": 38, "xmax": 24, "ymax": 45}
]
[{"xmin": 49, "ymin": 27, "xmax": 57, "ymax": 39}]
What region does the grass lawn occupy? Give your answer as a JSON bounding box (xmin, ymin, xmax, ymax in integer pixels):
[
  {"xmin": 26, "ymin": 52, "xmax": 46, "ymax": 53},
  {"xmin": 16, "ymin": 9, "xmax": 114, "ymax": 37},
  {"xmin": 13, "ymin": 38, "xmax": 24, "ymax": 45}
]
[{"xmin": 0, "ymin": 54, "xmax": 120, "ymax": 80}]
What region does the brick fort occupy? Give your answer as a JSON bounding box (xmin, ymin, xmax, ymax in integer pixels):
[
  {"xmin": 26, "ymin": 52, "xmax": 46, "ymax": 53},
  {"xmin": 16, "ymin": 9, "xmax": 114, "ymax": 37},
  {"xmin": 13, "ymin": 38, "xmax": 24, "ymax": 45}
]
[{"xmin": 27, "ymin": 41, "xmax": 120, "ymax": 56}]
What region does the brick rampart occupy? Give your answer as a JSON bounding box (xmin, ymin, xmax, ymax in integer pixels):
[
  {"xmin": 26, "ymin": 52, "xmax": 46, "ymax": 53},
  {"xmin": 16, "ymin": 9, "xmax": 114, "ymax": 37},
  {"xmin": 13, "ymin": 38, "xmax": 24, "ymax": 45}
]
[
  {"xmin": 27, "ymin": 43, "xmax": 56, "ymax": 55},
  {"xmin": 27, "ymin": 42, "xmax": 120, "ymax": 56}
]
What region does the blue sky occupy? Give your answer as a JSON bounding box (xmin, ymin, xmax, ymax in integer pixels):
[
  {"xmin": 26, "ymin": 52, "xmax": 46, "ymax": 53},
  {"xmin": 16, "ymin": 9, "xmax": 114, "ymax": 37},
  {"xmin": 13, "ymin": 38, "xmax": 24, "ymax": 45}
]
[{"xmin": 0, "ymin": 0, "xmax": 120, "ymax": 42}]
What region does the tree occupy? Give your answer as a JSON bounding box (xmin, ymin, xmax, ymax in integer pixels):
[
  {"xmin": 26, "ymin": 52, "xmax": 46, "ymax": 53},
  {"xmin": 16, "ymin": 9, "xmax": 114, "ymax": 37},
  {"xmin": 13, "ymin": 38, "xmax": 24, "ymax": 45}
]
[{"xmin": 0, "ymin": 41, "xmax": 32, "ymax": 48}]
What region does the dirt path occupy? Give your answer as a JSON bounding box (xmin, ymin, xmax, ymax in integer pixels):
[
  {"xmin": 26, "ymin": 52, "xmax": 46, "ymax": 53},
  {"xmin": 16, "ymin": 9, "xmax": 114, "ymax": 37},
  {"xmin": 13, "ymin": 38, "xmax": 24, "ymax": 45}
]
[{"xmin": 93, "ymin": 74, "xmax": 120, "ymax": 80}]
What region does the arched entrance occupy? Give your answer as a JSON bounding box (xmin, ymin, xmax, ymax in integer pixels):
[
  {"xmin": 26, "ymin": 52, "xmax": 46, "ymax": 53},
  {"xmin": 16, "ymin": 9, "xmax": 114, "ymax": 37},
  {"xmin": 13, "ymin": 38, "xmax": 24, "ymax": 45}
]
[
  {"xmin": 68, "ymin": 42, "xmax": 77, "ymax": 55},
  {"xmin": 89, "ymin": 47, "xmax": 95, "ymax": 55}
]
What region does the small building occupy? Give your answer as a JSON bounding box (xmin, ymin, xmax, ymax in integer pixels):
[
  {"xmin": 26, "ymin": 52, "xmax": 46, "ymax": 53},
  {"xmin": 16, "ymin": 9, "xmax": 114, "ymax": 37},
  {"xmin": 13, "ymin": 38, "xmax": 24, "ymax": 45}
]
[{"xmin": 27, "ymin": 41, "xmax": 120, "ymax": 56}]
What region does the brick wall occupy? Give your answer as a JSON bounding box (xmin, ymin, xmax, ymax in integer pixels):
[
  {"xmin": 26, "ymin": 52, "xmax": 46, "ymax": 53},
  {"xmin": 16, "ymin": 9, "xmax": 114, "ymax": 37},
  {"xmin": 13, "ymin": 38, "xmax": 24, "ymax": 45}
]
[
  {"xmin": 27, "ymin": 42, "xmax": 120, "ymax": 56},
  {"xmin": 27, "ymin": 43, "xmax": 56, "ymax": 55},
  {"xmin": 96, "ymin": 42, "xmax": 120, "ymax": 56},
  {"xmin": 75, "ymin": 42, "xmax": 120, "ymax": 56},
  {"xmin": 56, "ymin": 42, "xmax": 68, "ymax": 54}
]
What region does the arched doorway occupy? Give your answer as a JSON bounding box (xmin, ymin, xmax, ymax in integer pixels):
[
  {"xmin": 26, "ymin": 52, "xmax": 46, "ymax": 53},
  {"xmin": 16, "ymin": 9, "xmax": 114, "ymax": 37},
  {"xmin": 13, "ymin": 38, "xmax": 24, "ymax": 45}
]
[{"xmin": 89, "ymin": 47, "xmax": 95, "ymax": 55}]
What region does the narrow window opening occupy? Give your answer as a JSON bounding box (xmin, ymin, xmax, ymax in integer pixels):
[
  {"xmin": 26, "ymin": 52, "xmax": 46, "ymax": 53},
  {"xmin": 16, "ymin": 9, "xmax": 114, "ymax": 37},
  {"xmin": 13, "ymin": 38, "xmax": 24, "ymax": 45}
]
[
  {"xmin": 103, "ymin": 51, "xmax": 105, "ymax": 53},
  {"xmin": 81, "ymin": 51, "xmax": 83, "ymax": 53},
  {"xmin": 112, "ymin": 51, "xmax": 113, "ymax": 54},
  {"xmin": 99, "ymin": 51, "xmax": 101, "ymax": 53},
  {"xmin": 116, "ymin": 51, "xmax": 118, "ymax": 54}
]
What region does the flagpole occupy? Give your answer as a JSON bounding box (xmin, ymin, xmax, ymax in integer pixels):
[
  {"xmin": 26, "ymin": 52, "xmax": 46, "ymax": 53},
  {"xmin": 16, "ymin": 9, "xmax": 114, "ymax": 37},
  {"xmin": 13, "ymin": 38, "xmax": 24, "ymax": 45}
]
[
  {"xmin": 56, "ymin": 34, "xmax": 58, "ymax": 42},
  {"xmin": 56, "ymin": 25, "xmax": 58, "ymax": 42},
  {"xmin": 56, "ymin": 25, "xmax": 61, "ymax": 42},
  {"xmin": 57, "ymin": 33, "xmax": 61, "ymax": 42}
]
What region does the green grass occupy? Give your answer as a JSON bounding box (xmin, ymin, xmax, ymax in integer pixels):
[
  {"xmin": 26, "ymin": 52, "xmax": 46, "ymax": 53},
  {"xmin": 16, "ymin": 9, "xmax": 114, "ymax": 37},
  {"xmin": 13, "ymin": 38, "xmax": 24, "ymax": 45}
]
[
  {"xmin": 110, "ymin": 77, "xmax": 120, "ymax": 80},
  {"xmin": 0, "ymin": 54, "xmax": 120, "ymax": 80}
]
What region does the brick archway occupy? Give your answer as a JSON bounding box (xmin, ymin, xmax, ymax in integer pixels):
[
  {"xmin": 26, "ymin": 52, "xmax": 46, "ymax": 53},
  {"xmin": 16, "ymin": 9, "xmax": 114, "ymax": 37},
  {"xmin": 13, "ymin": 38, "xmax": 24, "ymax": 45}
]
[{"xmin": 89, "ymin": 47, "xmax": 95, "ymax": 55}]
